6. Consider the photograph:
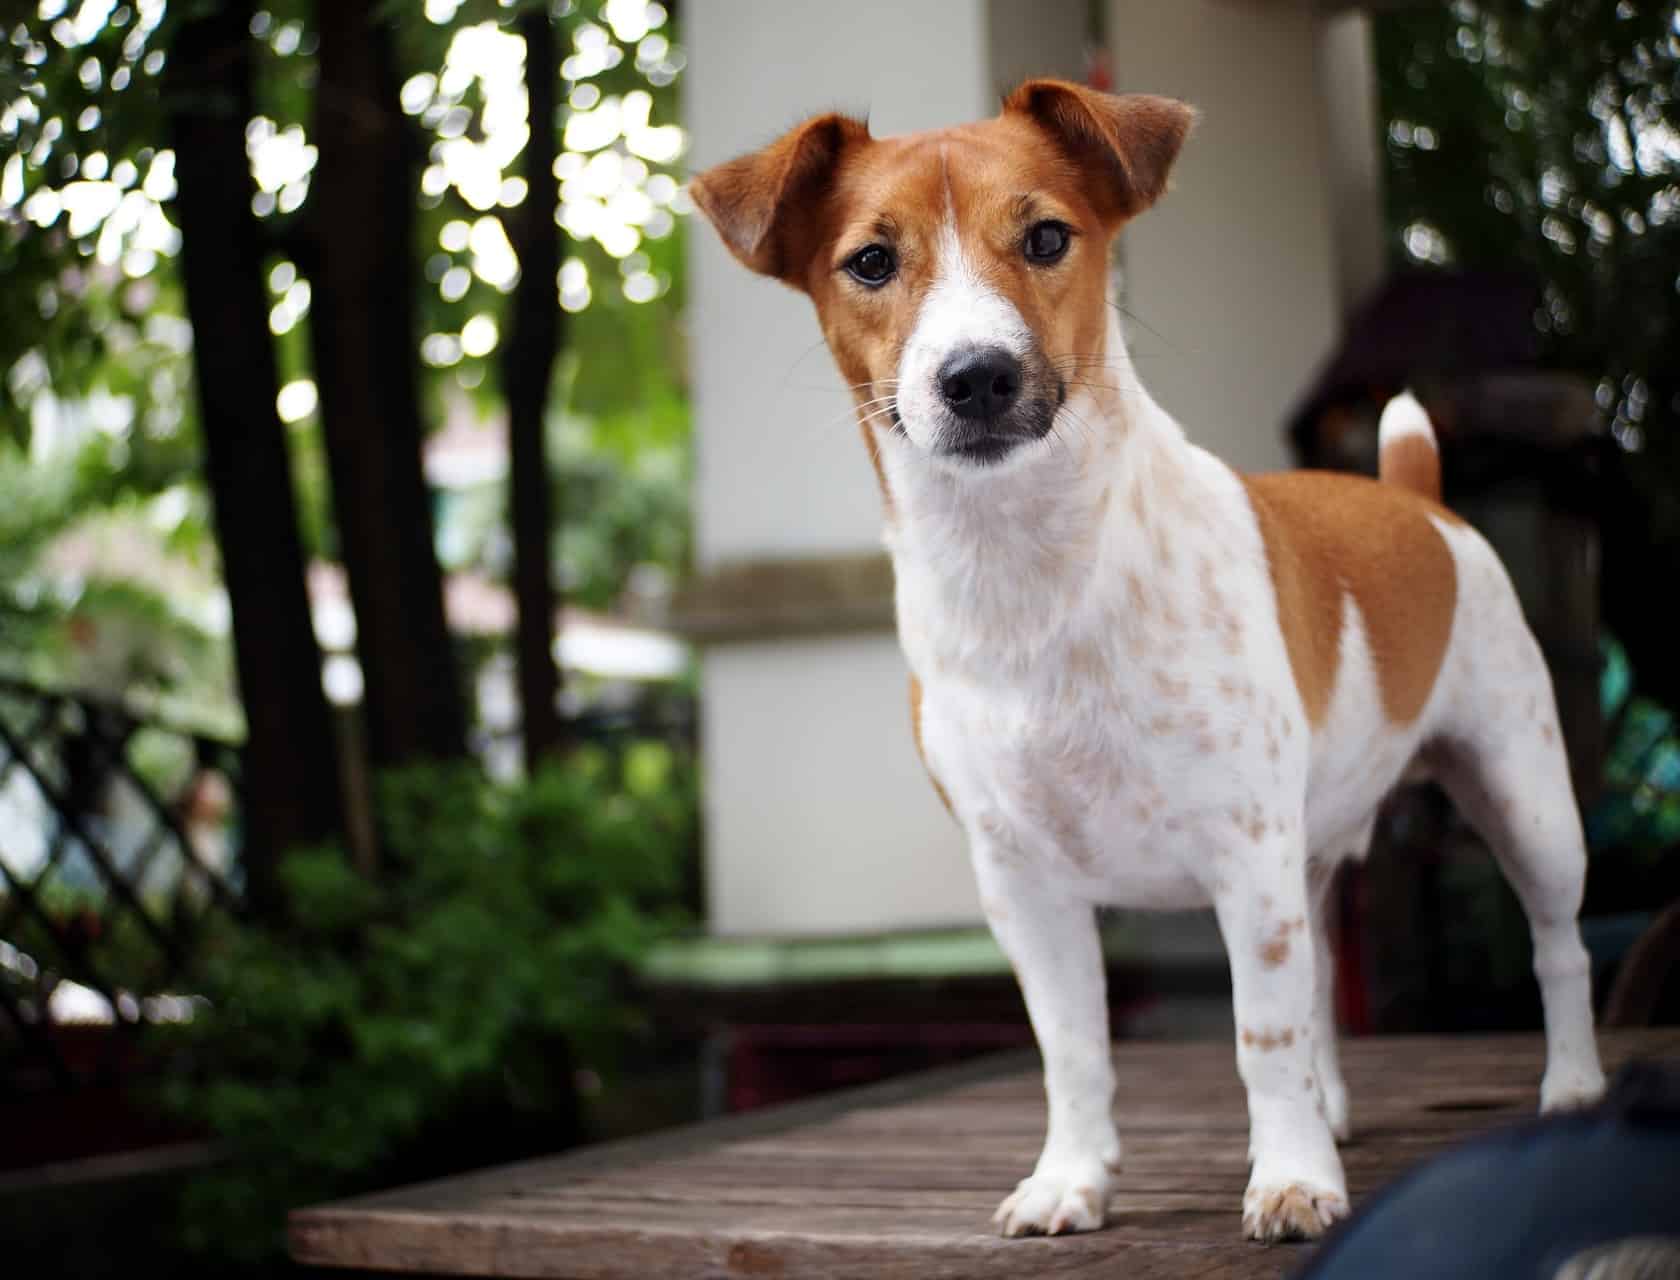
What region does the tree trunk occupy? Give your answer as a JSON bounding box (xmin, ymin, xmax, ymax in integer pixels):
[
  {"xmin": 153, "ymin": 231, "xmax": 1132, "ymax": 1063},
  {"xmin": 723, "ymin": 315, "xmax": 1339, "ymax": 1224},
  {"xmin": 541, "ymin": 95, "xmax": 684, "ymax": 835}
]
[
  {"xmin": 307, "ymin": 0, "xmax": 466, "ymax": 772},
  {"xmin": 166, "ymin": 0, "xmax": 344, "ymax": 914},
  {"xmin": 503, "ymin": 12, "xmax": 565, "ymax": 770}
]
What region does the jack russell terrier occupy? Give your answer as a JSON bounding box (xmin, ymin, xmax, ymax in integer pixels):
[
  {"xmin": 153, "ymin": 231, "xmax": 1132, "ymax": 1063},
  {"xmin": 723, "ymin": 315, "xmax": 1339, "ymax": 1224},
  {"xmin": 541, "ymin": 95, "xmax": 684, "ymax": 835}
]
[{"xmin": 689, "ymin": 80, "xmax": 1606, "ymax": 1244}]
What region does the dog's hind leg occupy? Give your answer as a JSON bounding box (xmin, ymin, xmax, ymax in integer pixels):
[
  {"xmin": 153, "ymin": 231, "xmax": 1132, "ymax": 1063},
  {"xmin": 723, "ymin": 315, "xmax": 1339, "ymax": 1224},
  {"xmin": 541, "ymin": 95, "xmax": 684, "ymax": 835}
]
[
  {"xmin": 1306, "ymin": 853, "xmax": 1351, "ymax": 1141},
  {"xmin": 1430, "ymin": 712, "xmax": 1606, "ymax": 1111}
]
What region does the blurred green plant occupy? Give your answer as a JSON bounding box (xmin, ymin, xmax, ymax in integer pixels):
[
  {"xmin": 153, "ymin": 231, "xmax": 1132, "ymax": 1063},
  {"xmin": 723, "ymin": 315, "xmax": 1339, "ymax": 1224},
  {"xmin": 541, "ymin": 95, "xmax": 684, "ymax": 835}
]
[
  {"xmin": 1588, "ymin": 634, "xmax": 1680, "ymax": 854},
  {"xmin": 1375, "ymin": 0, "xmax": 1680, "ymax": 716},
  {"xmin": 436, "ymin": 394, "xmax": 689, "ymax": 610},
  {"xmin": 0, "ymin": 437, "xmax": 223, "ymax": 699},
  {"xmin": 1, "ymin": 881, "xmax": 183, "ymax": 999},
  {"xmin": 1, "ymin": 0, "xmax": 690, "ymax": 438},
  {"xmin": 0, "ymin": 0, "xmax": 692, "ymax": 708},
  {"xmin": 157, "ymin": 744, "xmax": 692, "ymax": 1266}
]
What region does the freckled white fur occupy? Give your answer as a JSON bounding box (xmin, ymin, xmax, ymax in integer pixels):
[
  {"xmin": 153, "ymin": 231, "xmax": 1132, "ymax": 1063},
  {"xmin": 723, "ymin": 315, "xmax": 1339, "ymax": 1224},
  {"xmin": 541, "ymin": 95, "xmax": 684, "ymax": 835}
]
[{"xmin": 871, "ymin": 268, "xmax": 1605, "ymax": 1240}]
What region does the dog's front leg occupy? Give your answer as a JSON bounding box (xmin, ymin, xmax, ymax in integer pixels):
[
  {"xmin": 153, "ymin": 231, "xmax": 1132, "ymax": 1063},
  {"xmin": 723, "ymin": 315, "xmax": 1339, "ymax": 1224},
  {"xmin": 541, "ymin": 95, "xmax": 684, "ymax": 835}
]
[
  {"xmin": 975, "ymin": 853, "xmax": 1120, "ymax": 1237},
  {"xmin": 1213, "ymin": 841, "xmax": 1350, "ymax": 1243}
]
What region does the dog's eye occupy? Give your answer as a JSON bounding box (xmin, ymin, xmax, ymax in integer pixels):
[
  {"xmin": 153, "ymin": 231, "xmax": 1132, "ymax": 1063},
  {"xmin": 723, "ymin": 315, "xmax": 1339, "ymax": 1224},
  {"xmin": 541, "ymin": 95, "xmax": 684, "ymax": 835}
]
[
  {"xmin": 844, "ymin": 244, "xmax": 896, "ymax": 287},
  {"xmin": 1024, "ymin": 221, "xmax": 1072, "ymax": 265}
]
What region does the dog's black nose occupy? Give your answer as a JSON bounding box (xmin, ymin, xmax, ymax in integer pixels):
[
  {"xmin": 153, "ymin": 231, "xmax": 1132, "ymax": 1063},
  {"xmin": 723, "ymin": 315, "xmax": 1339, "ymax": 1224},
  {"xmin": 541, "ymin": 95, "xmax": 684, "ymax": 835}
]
[{"xmin": 938, "ymin": 347, "xmax": 1022, "ymax": 420}]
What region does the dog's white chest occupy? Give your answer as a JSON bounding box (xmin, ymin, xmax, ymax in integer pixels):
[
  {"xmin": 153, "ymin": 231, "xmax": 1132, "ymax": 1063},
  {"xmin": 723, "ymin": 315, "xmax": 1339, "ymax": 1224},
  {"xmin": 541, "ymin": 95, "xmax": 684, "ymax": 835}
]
[
  {"xmin": 895, "ymin": 433, "xmax": 1303, "ymax": 907},
  {"xmin": 913, "ymin": 613, "xmax": 1247, "ymax": 912}
]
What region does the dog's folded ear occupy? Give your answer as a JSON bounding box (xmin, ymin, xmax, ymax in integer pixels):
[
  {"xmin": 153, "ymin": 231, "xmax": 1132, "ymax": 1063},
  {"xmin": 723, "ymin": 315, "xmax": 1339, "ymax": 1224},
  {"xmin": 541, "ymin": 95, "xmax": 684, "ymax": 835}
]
[
  {"xmin": 1003, "ymin": 80, "xmax": 1196, "ymax": 226},
  {"xmin": 688, "ymin": 114, "xmax": 870, "ymax": 287}
]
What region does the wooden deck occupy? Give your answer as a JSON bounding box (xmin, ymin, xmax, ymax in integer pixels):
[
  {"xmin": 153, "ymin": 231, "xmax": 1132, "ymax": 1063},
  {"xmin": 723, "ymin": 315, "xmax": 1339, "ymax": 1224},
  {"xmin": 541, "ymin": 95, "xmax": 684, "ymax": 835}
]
[{"xmin": 291, "ymin": 1030, "xmax": 1680, "ymax": 1278}]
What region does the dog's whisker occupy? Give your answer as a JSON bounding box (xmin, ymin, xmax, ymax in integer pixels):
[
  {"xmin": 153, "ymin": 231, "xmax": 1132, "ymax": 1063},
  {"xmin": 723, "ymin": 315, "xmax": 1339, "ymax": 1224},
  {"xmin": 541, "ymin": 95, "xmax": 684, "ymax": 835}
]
[
  {"xmin": 801, "ymin": 398, "xmax": 900, "ymax": 439},
  {"xmin": 774, "ymin": 336, "xmax": 846, "ymax": 403},
  {"xmin": 1105, "ymin": 298, "xmax": 1183, "ymax": 351},
  {"xmin": 1050, "ymin": 359, "xmax": 1147, "ymax": 385},
  {"xmin": 854, "ymin": 410, "xmax": 902, "ymax": 432},
  {"xmin": 1057, "ymin": 411, "xmax": 1100, "ymax": 455}
]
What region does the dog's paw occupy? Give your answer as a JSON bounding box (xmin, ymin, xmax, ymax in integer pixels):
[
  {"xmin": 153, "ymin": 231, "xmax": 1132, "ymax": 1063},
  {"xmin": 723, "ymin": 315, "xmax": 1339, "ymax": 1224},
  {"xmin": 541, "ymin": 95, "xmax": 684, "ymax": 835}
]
[
  {"xmin": 992, "ymin": 1161, "xmax": 1114, "ymax": 1237},
  {"xmin": 1540, "ymin": 1063, "xmax": 1606, "ymax": 1114},
  {"xmin": 1242, "ymin": 1181, "xmax": 1348, "ymax": 1243}
]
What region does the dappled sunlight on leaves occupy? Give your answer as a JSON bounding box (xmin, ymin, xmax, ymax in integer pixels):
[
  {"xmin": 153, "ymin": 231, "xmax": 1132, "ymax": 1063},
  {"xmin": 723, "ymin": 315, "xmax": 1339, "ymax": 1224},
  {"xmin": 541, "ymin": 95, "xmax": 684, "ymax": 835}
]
[{"xmin": 1, "ymin": 0, "xmax": 694, "ymax": 707}]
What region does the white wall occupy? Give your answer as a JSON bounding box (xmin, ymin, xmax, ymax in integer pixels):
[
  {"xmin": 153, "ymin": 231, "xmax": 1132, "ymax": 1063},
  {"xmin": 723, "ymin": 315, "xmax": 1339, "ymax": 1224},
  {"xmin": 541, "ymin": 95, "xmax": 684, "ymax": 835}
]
[
  {"xmin": 701, "ymin": 635, "xmax": 980, "ymax": 936},
  {"xmin": 1108, "ymin": 0, "xmax": 1343, "ymax": 473},
  {"xmin": 686, "ymin": 0, "xmax": 1089, "ymax": 936},
  {"xmin": 1318, "ymin": 11, "xmax": 1387, "ymax": 314},
  {"xmin": 686, "ymin": 1, "xmax": 992, "ymax": 567}
]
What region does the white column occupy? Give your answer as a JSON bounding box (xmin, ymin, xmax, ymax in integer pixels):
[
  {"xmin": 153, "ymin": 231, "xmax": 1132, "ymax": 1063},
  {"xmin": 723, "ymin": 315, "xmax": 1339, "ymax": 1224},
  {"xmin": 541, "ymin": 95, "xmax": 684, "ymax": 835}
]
[
  {"xmin": 1107, "ymin": 0, "xmax": 1344, "ymax": 473},
  {"xmin": 685, "ymin": 0, "xmax": 1091, "ymax": 936},
  {"xmin": 686, "ymin": 1, "xmax": 988, "ymax": 937},
  {"xmin": 686, "ymin": 1, "xmax": 991, "ymax": 567},
  {"xmin": 1317, "ymin": 10, "xmax": 1387, "ymax": 315}
]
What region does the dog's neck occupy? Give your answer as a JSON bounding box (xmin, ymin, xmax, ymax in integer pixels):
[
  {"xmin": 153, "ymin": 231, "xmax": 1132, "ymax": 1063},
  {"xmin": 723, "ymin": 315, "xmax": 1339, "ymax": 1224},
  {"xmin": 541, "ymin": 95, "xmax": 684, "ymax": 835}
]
[{"xmin": 876, "ymin": 308, "xmax": 1200, "ymax": 676}]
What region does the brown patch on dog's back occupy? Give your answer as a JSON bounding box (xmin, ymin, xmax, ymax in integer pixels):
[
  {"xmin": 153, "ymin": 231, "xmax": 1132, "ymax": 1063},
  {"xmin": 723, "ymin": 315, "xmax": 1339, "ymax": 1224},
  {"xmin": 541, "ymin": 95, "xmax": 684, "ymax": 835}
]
[
  {"xmin": 1243, "ymin": 471, "xmax": 1459, "ymax": 727},
  {"xmin": 1243, "ymin": 481, "xmax": 1343, "ymax": 726}
]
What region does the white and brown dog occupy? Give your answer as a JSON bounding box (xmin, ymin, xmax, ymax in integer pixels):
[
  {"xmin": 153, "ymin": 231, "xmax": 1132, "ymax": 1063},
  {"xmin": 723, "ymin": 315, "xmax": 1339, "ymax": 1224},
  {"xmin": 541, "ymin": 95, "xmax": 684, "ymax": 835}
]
[{"xmin": 690, "ymin": 80, "xmax": 1606, "ymax": 1244}]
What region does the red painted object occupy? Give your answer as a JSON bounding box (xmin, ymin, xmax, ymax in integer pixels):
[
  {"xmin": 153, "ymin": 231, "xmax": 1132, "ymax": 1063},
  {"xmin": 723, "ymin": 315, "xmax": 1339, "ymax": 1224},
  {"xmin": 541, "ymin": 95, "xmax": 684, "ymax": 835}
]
[
  {"xmin": 1, "ymin": 1028, "xmax": 196, "ymax": 1172},
  {"xmin": 1336, "ymin": 866, "xmax": 1373, "ymax": 1035}
]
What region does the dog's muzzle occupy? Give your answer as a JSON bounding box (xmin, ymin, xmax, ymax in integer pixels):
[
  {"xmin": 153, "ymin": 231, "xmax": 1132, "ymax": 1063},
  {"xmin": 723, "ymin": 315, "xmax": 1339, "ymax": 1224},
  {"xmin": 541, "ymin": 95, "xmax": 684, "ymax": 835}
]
[{"xmin": 934, "ymin": 344, "xmax": 1058, "ymax": 464}]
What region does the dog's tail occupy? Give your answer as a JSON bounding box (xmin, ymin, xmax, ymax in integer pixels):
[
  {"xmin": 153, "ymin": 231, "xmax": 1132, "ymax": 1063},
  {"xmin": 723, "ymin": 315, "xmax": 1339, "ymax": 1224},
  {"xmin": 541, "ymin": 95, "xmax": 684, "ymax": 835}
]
[{"xmin": 1378, "ymin": 391, "xmax": 1441, "ymax": 503}]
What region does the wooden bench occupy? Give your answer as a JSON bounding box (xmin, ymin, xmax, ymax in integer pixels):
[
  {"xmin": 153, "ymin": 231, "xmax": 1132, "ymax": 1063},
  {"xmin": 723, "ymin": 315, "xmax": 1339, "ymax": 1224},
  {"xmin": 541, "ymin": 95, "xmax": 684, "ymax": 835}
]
[{"xmin": 290, "ymin": 1030, "xmax": 1679, "ymax": 1278}]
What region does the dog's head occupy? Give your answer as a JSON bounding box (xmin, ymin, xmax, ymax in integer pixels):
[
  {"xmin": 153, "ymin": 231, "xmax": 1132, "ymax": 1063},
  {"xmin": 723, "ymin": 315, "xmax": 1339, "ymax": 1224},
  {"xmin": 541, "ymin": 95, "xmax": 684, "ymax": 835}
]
[{"xmin": 689, "ymin": 80, "xmax": 1195, "ymax": 470}]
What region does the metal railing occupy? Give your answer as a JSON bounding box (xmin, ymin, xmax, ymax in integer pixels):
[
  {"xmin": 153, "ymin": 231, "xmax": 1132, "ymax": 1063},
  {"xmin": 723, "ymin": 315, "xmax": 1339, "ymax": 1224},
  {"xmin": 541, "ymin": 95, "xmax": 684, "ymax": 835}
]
[
  {"xmin": 0, "ymin": 674, "xmax": 244, "ymax": 1091},
  {"xmin": 1, "ymin": 672, "xmax": 702, "ymax": 1095}
]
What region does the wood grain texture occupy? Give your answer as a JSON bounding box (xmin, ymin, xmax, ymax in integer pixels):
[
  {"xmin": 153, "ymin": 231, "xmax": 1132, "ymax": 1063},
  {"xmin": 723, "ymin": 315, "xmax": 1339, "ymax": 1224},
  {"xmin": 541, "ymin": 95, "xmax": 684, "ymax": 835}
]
[{"xmin": 290, "ymin": 1032, "xmax": 1680, "ymax": 1278}]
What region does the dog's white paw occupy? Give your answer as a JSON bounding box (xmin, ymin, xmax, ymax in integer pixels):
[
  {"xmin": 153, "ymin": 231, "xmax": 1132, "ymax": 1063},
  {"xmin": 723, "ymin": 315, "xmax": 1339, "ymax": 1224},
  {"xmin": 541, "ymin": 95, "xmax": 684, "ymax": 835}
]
[
  {"xmin": 992, "ymin": 1159, "xmax": 1115, "ymax": 1237},
  {"xmin": 1242, "ymin": 1181, "xmax": 1348, "ymax": 1243},
  {"xmin": 1540, "ymin": 1063, "xmax": 1606, "ymax": 1114}
]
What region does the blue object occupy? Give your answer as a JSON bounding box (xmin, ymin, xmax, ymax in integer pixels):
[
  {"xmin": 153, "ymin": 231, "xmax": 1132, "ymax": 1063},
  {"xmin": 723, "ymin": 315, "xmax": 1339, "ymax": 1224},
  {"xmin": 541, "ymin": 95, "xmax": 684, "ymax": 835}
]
[{"xmin": 1295, "ymin": 1059, "xmax": 1680, "ymax": 1279}]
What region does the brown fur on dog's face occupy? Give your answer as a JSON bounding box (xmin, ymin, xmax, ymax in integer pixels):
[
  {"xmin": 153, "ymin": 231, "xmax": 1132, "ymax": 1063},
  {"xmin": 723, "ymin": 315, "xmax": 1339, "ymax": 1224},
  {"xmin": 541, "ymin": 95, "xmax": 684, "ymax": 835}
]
[
  {"xmin": 689, "ymin": 82, "xmax": 1196, "ymax": 481},
  {"xmin": 797, "ymin": 116, "xmax": 1111, "ymax": 427}
]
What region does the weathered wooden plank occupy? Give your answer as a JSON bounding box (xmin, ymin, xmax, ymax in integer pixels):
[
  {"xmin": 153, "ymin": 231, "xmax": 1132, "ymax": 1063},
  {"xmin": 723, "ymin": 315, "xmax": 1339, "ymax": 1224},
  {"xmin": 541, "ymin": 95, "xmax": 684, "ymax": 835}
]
[
  {"xmin": 290, "ymin": 1031, "xmax": 1680, "ymax": 1278},
  {"xmin": 292, "ymin": 1209, "xmax": 1280, "ymax": 1280}
]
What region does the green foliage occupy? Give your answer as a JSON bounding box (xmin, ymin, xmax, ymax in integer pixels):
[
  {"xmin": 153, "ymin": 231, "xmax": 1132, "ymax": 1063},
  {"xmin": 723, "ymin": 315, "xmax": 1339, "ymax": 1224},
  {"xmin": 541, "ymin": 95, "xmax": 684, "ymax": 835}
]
[
  {"xmin": 3, "ymin": 1, "xmax": 694, "ymax": 700},
  {"xmin": 554, "ymin": 397, "xmax": 689, "ymax": 609},
  {"xmin": 1375, "ymin": 1, "xmax": 1680, "ymax": 709},
  {"xmin": 0, "ymin": 431, "xmax": 220, "ymax": 697},
  {"xmin": 1, "ymin": 1, "xmax": 187, "ymax": 446},
  {"xmin": 2, "ymin": 6, "xmax": 237, "ymax": 703},
  {"xmin": 436, "ymin": 388, "xmax": 690, "ymax": 609},
  {"xmin": 158, "ymin": 746, "xmax": 693, "ymax": 1265},
  {"xmin": 1, "ymin": 880, "xmax": 183, "ymax": 999},
  {"xmin": 1376, "ymin": 1, "xmax": 1680, "ymax": 379},
  {"xmin": 1588, "ymin": 636, "xmax": 1680, "ymax": 852}
]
